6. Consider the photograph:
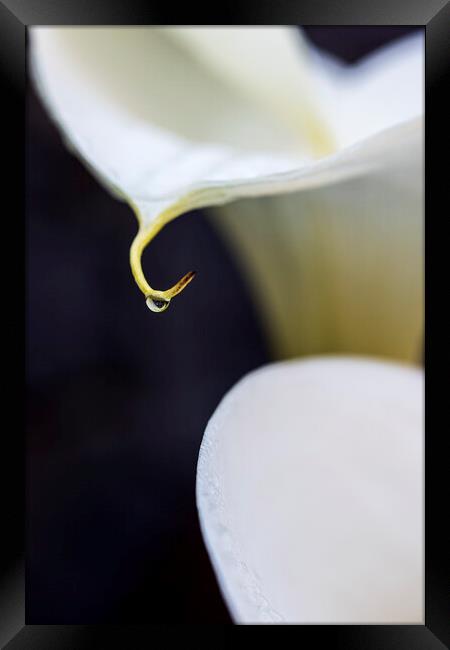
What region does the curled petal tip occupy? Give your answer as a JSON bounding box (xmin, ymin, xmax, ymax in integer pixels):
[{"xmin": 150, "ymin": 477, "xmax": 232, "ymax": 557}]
[
  {"xmin": 145, "ymin": 271, "xmax": 196, "ymax": 313},
  {"xmin": 130, "ymin": 223, "xmax": 197, "ymax": 313},
  {"xmin": 169, "ymin": 270, "xmax": 196, "ymax": 297}
]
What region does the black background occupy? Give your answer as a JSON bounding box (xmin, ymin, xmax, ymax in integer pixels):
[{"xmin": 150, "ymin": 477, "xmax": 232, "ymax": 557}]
[{"xmin": 26, "ymin": 27, "xmax": 422, "ymax": 624}]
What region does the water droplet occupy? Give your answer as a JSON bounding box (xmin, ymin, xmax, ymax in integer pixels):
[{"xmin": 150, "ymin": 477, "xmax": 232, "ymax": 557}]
[{"xmin": 146, "ymin": 295, "xmax": 170, "ymax": 313}]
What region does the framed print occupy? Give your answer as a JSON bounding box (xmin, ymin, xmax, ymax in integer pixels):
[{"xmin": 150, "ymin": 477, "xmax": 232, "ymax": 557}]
[{"xmin": 1, "ymin": 0, "xmax": 447, "ymax": 645}]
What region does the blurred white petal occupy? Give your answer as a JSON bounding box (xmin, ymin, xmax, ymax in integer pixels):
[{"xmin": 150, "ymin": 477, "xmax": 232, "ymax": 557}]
[
  {"xmin": 197, "ymin": 357, "xmax": 423, "ymax": 623},
  {"xmin": 308, "ymin": 31, "xmax": 423, "ymax": 148},
  {"xmin": 30, "ymin": 27, "xmax": 316, "ymax": 220},
  {"xmin": 165, "ymin": 27, "xmax": 335, "ymax": 157},
  {"xmin": 30, "ymin": 28, "xmax": 423, "ymax": 209},
  {"xmin": 213, "ymin": 124, "xmax": 423, "ymax": 361}
]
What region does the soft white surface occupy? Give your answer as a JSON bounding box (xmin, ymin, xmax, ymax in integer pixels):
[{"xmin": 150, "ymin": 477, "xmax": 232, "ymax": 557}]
[
  {"xmin": 30, "ymin": 28, "xmax": 423, "ymax": 226},
  {"xmin": 197, "ymin": 357, "xmax": 423, "ymax": 623}
]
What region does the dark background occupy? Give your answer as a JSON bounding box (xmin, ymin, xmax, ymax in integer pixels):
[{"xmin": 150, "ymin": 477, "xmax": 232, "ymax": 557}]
[{"xmin": 26, "ymin": 27, "xmax": 420, "ymax": 624}]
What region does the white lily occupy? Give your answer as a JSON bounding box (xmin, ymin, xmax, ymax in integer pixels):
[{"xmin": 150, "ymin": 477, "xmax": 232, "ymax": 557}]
[
  {"xmin": 30, "ymin": 27, "xmax": 424, "ymax": 624},
  {"xmin": 30, "ymin": 27, "xmax": 423, "ymax": 359},
  {"xmin": 197, "ymin": 356, "xmax": 423, "ymax": 623}
]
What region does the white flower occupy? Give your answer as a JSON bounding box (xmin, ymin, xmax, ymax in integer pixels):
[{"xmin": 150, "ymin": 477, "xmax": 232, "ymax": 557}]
[
  {"xmin": 30, "ymin": 28, "xmax": 424, "ymax": 624},
  {"xmin": 197, "ymin": 356, "xmax": 423, "ymax": 623},
  {"xmin": 30, "ymin": 27, "xmax": 423, "ymax": 360}
]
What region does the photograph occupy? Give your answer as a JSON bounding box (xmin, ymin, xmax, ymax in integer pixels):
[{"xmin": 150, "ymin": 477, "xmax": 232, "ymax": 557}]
[{"xmin": 24, "ymin": 25, "xmax": 425, "ymax": 627}]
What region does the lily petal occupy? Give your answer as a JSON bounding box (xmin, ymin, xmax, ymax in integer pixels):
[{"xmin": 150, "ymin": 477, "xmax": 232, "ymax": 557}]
[
  {"xmin": 306, "ymin": 31, "xmax": 423, "ymax": 148},
  {"xmin": 197, "ymin": 357, "xmax": 423, "ymax": 623},
  {"xmin": 213, "ymin": 123, "xmax": 423, "ymax": 361},
  {"xmin": 30, "ymin": 28, "xmax": 423, "ymax": 339},
  {"xmin": 164, "ymin": 27, "xmax": 336, "ymax": 157}
]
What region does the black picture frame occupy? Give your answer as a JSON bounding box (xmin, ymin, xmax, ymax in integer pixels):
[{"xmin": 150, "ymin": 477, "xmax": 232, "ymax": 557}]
[{"xmin": 1, "ymin": 0, "xmax": 448, "ymax": 645}]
